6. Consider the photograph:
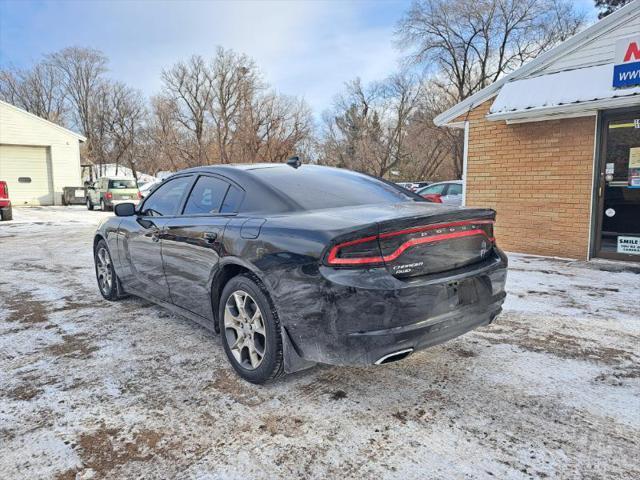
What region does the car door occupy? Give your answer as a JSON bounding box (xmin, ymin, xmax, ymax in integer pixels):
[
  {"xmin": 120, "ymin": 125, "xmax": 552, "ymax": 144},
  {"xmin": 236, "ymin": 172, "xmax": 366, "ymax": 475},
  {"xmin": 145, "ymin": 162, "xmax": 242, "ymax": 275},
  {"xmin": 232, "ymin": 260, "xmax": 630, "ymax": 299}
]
[
  {"xmin": 117, "ymin": 174, "xmax": 195, "ymax": 301},
  {"xmin": 89, "ymin": 180, "xmax": 100, "ymax": 204},
  {"xmin": 161, "ymin": 174, "xmax": 245, "ymax": 320},
  {"xmin": 441, "ymin": 183, "xmax": 463, "ymax": 206}
]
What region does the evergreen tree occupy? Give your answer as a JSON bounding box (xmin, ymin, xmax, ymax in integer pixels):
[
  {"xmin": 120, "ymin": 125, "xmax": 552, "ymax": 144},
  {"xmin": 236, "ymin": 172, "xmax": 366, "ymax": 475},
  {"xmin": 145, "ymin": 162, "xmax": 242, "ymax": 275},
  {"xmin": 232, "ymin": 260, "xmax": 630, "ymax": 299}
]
[{"xmin": 595, "ymin": 0, "xmax": 633, "ymax": 19}]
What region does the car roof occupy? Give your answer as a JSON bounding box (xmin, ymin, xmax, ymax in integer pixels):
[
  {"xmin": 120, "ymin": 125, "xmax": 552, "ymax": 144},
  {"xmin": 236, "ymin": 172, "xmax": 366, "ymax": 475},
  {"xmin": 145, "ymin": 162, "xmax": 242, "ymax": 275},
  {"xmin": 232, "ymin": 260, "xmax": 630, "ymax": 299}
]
[
  {"xmin": 173, "ymin": 163, "xmax": 334, "ymax": 185},
  {"xmin": 427, "ymin": 180, "xmax": 462, "ymax": 186}
]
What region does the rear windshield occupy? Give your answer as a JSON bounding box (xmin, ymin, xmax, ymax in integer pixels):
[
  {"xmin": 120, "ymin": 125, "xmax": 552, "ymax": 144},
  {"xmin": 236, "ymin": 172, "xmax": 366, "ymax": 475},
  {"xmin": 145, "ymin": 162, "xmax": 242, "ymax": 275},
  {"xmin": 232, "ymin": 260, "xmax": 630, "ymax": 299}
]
[
  {"xmin": 109, "ymin": 179, "xmax": 137, "ymax": 189},
  {"xmin": 251, "ymin": 166, "xmax": 420, "ymax": 210}
]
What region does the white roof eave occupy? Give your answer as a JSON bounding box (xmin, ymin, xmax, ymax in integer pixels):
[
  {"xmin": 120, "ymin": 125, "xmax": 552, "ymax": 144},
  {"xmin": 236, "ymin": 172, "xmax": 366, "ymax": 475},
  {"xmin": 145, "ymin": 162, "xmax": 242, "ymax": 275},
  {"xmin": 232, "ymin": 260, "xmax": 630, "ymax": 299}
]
[
  {"xmin": 487, "ymin": 63, "xmax": 640, "ymax": 121},
  {"xmin": 486, "ymin": 94, "xmax": 640, "ymax": 123}
]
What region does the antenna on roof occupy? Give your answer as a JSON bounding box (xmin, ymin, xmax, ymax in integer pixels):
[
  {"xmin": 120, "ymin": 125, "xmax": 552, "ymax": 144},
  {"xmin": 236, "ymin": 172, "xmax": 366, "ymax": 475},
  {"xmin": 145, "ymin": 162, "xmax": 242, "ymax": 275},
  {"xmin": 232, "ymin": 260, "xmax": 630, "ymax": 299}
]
[{"xmin": 286, "ymin": 156, "xmax": 301, "ymax": 169}]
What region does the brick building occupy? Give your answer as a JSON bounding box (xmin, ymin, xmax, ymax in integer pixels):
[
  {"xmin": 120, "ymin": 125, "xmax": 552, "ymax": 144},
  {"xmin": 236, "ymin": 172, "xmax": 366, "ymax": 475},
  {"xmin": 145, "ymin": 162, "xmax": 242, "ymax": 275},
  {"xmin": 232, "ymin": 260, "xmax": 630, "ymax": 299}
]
[{"xmin": 435, "ymin": 2, "xmax": 640, "ymax": 262}]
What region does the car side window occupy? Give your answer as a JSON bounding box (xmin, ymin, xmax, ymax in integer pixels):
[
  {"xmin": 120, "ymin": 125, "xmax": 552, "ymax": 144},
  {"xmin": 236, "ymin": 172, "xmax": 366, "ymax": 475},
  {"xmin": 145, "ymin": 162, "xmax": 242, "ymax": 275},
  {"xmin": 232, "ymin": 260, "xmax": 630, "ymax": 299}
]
[
  {"xmin": 220, "ymin": 184, "xmax": 244, "ymax": 214},
  {"xmin": 141, "ymin": 176, "xmax": 192, "ymax": 216},
  {"xmin": 420, "ymin": 184, "xmax": 446, "ymax": 195},
  {"xmin": 447, "ymin": 183, "xmax": 462, "ymax": 196},
  {"xmin": 183, "ymin": 176, "xmax": 230, "ymax": 215}
]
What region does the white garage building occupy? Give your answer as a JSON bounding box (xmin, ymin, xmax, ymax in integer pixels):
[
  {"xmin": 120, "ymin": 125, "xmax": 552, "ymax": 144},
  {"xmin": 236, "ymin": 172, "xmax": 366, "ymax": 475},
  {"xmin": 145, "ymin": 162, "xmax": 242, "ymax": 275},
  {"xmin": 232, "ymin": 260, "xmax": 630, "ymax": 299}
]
[{"xmin": 0, "ymin": 100, "xmax": 85, "ymax": 206}]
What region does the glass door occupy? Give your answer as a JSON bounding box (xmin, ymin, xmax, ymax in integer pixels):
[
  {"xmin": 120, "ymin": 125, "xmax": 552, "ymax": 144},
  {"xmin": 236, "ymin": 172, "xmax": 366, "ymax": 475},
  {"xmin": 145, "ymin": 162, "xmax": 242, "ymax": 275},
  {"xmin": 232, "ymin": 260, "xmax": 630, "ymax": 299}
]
[{"xmin": 594, "ymin": 110, "xmax": 640, "ymax": 261}]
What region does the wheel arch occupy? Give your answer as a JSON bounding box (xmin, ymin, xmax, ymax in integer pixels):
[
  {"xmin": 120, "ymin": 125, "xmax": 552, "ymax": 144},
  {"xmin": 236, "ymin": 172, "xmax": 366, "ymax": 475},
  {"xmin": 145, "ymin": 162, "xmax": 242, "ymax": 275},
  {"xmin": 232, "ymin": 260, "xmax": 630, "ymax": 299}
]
[
  {"xmin": 210, "ymin": 258, "xmax": 266, "ymax": 334},
  {"xmin": 93, "ymin": 233, "xmax": 106, "ymax": 250}
]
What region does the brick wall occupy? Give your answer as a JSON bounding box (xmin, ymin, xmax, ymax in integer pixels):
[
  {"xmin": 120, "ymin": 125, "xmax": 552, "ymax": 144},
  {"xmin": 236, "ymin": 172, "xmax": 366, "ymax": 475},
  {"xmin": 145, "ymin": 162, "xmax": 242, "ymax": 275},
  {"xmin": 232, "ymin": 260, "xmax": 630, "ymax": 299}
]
[{"xmin": 457, "ymin": 100, "xmax": 596, "ymax": 259}]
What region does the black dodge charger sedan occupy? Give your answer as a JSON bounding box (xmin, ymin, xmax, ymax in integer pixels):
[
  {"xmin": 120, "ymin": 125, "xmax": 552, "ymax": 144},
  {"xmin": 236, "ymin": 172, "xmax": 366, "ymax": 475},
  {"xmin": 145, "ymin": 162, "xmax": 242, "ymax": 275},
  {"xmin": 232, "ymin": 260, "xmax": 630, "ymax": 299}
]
[{"xmin": 93, "ymin": 163, "xmax": 507, "ymax": 383}]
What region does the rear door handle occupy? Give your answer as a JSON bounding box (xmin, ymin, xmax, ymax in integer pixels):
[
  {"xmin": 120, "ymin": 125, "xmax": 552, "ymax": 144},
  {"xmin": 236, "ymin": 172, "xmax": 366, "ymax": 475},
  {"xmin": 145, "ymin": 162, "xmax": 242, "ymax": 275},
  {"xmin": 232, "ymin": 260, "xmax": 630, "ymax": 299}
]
[{"xmin": 203, "ymin": 231, "xmax": 218, "ymax": 243}]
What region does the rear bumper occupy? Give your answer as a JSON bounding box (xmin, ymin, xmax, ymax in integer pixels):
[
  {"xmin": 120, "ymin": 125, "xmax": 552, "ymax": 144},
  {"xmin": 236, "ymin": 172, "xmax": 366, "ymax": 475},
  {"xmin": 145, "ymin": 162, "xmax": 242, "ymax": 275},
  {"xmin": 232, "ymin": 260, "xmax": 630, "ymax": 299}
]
[
  {"xmin": 105, "ymin": 199, "xmax": 140, "ymax": 207},
  {"xmin": 313, "ymin": 296, "xmax": 503, "ymax": 366},
  {"xmin": 269, "ymin": 249, "xmax": 508, "ymax": 368}
]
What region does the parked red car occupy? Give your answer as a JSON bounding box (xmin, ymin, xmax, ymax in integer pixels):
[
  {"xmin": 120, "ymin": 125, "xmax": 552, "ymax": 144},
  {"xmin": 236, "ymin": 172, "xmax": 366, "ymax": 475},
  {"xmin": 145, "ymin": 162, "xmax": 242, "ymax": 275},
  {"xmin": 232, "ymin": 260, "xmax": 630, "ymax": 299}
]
[{"xmin": 0, "ymin": 180, "xmax": 12, "ymax": 221}]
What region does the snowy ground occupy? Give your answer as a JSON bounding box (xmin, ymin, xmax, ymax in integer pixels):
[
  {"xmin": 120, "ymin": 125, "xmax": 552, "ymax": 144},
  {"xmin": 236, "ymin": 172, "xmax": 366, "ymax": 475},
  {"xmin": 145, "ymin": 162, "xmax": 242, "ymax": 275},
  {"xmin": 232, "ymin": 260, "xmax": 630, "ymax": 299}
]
[{"xmin": 1, "ymin": 207, "xmax": 638, "ymax": 480}]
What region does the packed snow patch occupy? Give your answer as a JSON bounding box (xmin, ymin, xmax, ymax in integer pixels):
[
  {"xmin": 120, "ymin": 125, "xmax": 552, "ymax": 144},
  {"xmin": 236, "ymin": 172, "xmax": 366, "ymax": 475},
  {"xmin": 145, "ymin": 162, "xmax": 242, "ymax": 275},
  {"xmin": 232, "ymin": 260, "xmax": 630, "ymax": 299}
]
[{"xmin": 1, "ymin": 207, "xmax": 638, "ymax": 479}]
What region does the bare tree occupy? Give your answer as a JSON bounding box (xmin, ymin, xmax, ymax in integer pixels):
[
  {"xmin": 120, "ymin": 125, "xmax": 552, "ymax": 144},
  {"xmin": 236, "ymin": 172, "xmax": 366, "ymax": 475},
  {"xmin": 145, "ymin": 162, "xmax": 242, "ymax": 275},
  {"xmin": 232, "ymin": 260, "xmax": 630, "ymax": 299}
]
[
  {"xmin": 161, "ymin": 55, "xmax": 214, "ymax": 166},
  {"xmin": 85, "ymin": 81, "xmax": 147, "ymax": 178},
  {"xmin": 0, "ymin": 62, "xmax": 67, "ymax": 123},
  {"xmin": 46, "ymin": 47, "xmax": 109, "ymax": 164},
  {"xmin": 396, "ymin": 0, "xmax": 585, "ymax": 104},
  {"xmin": 161, "ymin": 48, "xmax": 313, "ymax": 168},
  {"xmin": 236, "ymin": 93, "xmax": 313, "ymax": 163},
  {"xmin": 104, "ymin": 83, "xmax": 147, "ymax": 179},
  {"xmin": 320, "ymin": 74, "xmax": 423, "ymax": 178},
  {"xmin": 208, "ymin": 47, "xmax": 262, "ymax": 164},
  {"xmin": 145, "ymin": 95, "xmax": 186, "ymax": 173}
]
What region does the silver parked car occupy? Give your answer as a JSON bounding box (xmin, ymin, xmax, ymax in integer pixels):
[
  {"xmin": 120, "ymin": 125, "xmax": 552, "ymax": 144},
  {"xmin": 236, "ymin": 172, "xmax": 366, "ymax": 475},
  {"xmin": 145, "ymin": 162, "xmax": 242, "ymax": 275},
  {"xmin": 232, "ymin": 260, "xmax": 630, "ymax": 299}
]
[{"xmin": 417, "ymin": 180, "xmax": 463, "ymax": 206}]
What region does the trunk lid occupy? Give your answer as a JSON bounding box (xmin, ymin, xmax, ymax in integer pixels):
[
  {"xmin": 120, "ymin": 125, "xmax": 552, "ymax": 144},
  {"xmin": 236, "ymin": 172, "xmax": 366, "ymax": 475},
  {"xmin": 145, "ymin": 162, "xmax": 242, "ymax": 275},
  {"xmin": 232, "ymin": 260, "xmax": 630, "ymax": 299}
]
[
  {"xmin": 376, "ymin": 211, "xmax": 495, "ymax": 278},
  {"xmin": 324, "ymin": 203, "xmax": 495, "ymax": 278}
]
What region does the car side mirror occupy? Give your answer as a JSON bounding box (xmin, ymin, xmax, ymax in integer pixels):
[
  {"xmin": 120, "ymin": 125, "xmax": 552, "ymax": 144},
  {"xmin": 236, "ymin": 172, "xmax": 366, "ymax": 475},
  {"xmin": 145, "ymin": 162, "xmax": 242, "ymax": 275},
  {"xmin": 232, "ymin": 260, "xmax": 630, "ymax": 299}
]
[{"xmin": 114, "ymin": 202, "xmax": 137, "ymax": 217}]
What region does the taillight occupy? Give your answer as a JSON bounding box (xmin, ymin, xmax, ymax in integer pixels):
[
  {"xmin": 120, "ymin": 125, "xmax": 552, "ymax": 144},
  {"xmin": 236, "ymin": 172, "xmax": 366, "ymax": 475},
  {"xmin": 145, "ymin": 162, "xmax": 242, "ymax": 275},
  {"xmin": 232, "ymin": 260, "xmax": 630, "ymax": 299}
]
[
  {"xmin": 422, "ymin": 193, "xmax": 442, "ymax": 203},
  {"xmin": 326, "ymin": 220, "xmax": 494, "ymax": 267},
  {"xmin": 327, "ymin": 235, "xmax": 384, "ymax": 266},
  {"xmin": 0, "ymin": 181, "xmax": 7, "ymax": 199},
  {"xmin": 105, "ymin": 192, "xmax": 113, "ymax": 199}
]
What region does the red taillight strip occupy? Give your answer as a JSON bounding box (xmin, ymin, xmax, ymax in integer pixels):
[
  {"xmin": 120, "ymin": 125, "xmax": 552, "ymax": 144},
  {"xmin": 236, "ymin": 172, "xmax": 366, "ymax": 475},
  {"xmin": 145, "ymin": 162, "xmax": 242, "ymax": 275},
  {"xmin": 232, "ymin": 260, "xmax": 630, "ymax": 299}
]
[
  {"xmin": 378, "ymin": 219, "xmax": 494, "ymax": 239},
  {"xmin": 327, "ymin": 219, "xmax": 494, "ymax": 266}
]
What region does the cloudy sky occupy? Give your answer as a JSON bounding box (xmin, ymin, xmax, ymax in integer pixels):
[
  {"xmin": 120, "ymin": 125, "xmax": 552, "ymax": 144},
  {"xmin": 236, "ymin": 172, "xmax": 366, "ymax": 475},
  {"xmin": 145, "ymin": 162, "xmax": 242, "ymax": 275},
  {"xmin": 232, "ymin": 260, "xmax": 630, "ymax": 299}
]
[{"xmin": 0, "ymin": 0, "xmax": 597, "ymax": 115}]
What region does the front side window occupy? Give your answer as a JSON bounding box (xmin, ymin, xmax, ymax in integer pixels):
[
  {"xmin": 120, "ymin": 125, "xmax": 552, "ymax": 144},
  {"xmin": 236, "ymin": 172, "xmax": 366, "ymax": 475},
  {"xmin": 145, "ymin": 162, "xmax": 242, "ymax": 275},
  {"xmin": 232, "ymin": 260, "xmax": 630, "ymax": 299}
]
[
  {"xmin": 183, "ymin": 176, "xmax": 229, "ymax": 215},
  {"xmin": 418, "ymin": 184, "xmax": 447, "ymax": 195},
  {"xmin": 447, "ymin": 183, "xmax": 462, "ymax": 195},
  {"xmin": 141, "ymin": 176, "xmax": 192, "ymax": 216}
]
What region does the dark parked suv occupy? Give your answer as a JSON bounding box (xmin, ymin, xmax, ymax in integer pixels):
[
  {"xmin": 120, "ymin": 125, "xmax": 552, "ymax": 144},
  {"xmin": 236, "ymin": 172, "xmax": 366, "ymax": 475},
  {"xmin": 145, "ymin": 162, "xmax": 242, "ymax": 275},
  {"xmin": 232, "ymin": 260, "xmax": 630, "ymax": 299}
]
[{"xmin": 93, "ymin": 163, "xmax": 507, "ymax": 383}]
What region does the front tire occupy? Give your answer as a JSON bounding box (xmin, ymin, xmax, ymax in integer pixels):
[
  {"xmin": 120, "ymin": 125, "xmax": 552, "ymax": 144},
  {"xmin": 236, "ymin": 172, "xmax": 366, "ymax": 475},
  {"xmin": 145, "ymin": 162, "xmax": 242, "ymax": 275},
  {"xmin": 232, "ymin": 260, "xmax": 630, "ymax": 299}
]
[
  {"xmin": 219, "ymin": 275, "xmax": 284, "ymax": 384},
  {"xmin": 94, "ymin": 239, "xmax": 121, "ymax": 301},
  {"xmin": 86, "ymin": 198, "xmax": 94, "ymax": 210}
]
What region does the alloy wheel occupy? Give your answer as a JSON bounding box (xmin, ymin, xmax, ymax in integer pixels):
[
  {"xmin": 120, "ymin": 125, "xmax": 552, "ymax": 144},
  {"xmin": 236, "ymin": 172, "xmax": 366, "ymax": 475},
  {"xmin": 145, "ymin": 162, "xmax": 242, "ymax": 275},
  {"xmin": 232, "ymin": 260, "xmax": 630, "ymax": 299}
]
[
  {"xmin": 96, "ymin": 247, "xmax": 113, "ymax": 294},
  {"xmin": 224, "ymin": 290, "xmax": 266, "ymax": 370}
]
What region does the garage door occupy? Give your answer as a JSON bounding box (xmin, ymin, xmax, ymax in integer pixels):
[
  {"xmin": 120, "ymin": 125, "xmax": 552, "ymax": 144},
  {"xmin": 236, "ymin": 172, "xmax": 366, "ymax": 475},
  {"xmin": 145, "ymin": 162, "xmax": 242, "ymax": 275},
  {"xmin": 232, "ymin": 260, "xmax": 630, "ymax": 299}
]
[{"xmin": 0, "ymin": 145, "xmax": 53, "ymax": 205}]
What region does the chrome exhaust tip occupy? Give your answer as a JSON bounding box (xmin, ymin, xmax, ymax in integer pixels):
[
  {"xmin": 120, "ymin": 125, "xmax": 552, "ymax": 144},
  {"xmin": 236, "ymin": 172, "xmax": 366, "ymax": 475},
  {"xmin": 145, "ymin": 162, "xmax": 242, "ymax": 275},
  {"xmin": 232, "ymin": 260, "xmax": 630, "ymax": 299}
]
[{"xmin": 375, "ymin": 348, "xmax": 414, "ymax": 365}]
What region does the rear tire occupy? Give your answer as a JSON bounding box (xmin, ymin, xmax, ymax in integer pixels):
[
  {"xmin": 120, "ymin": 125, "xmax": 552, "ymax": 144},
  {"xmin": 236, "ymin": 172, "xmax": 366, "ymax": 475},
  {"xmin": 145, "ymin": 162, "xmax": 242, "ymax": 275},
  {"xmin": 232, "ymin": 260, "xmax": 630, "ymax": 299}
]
[
  {"xmin": 94, "ymin": 239, "xmax": 121, "ymax": 301},
  {"xmin": 0, "ymin": 207, "xmax": 12, "ymax": 221},
  {"xmin": 219, "ymin": 274, "xmax": 285, "ymax": 384}
]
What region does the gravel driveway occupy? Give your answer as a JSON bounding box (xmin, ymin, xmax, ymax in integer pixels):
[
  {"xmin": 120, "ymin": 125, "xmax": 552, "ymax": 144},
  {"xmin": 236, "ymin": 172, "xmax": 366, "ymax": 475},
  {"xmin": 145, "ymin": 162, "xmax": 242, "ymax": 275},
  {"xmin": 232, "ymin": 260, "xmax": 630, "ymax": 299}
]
[{"xmin": 1, "ymin": 207, "xmax": 638, "ymax": 479}]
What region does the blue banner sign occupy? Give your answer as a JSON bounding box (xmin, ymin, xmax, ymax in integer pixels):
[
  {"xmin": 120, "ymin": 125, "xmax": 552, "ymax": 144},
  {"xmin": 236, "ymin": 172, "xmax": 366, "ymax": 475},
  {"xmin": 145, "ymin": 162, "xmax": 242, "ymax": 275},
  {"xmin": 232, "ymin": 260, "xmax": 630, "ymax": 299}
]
[
  {"xmin": 613, "ymin": 36, "xmax": 640, "ymax": 89},
  {"xmin": 613, "ymin": 61, "xmax": 640, "ymax": 88}
]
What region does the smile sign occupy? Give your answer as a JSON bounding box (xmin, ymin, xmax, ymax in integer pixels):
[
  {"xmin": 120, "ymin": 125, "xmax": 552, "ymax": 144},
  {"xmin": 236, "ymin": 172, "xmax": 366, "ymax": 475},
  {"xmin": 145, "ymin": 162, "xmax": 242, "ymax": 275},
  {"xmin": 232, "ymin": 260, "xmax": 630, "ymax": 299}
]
[{"xmin": 613, "ymin": 36, "xmax": 640, "ymax": 88}]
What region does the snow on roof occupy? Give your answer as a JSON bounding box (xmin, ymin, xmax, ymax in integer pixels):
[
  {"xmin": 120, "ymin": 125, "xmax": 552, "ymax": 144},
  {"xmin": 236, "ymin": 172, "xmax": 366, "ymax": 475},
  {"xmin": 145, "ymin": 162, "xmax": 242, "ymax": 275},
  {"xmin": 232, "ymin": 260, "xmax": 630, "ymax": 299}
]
[{"xmin": 488, "ymin": 64, "xmax": 640, "ymax": 121}]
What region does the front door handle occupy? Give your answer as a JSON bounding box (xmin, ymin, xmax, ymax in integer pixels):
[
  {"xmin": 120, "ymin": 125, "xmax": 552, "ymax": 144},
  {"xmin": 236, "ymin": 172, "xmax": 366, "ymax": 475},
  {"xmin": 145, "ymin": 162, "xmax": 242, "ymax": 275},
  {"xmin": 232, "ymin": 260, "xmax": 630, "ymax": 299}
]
[
  {"xmin": 151, "ymin": 229, "xmax": 161, "ymax": 243},
  {"xmin": 203, "ymin": 231, "xmax": 218, "ymax": 243}
]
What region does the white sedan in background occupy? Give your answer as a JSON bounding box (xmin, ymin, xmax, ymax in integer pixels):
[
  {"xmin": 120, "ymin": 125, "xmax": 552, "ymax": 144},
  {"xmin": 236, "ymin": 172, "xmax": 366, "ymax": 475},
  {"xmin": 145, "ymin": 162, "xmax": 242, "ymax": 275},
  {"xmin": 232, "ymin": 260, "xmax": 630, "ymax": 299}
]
[{"xmin": 416, "ymin": 180, "xmax": 463, "ymax": 206}]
